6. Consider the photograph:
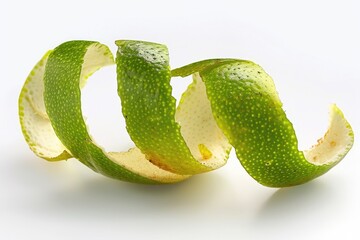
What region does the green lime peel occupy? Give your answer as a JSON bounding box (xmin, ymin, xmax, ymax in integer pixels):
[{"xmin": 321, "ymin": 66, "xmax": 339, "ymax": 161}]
[{"xmin": 19, "ymin": 40, "xmax": 354, "ymax": 187}]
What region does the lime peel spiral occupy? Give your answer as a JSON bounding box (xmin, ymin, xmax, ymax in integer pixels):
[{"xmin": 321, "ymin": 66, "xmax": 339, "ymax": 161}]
[{"xmin": 19, "ymin": 40, "xmax": 354, "ymax": 187}]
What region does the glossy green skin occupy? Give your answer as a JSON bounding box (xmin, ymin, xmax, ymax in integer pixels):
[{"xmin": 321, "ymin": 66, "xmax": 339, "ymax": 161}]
[
  {"xmin": 22, "ymin": 39, "xmax": 353, "ymax": 187},
  {"xmin": 44, "ymin": 41, "xmax": 157, "ymax": 183},
  {"xmin": 116, "ymin": 40, "xmax": 209, "ymax": 175},
  {"xmin": 173, "ymin": 61, "xmax": 336, "ymax": 187}
]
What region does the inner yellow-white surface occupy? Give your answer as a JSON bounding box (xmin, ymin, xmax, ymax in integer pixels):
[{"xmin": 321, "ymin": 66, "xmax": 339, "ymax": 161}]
[
  {"xmin": 108, "ymin": 149, "xmax": 189, "ymax": 183},
  {"xmin": 20, "ymin": 44, "xmax": 116, "ymax": 160},
  {"xmin": 175, "ymin": 73, "xmax": 232, "ymax": 169},
  {"xmin": 19, "ymin": 52, "xmax": 70, "ymax": 160},
  {"xmin": 20, "ymin": 43, "xmax": 188, "ymax": 183},
  {"xmin": 303, "ymin": 104, "xmax": 354, "ymax": 165},
  {"xmin": 82, "ymin": 45, "xmax": 189, "ymax": 182}
]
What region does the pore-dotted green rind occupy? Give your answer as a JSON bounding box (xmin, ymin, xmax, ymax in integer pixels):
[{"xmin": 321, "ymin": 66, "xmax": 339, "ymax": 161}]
[
  {"xmin": 116, "ymin": 40, "xmax": 210, "ymax": 175},
  {"xmin": 20, "ymin": 39, "xmax": 354, "ymax": 187},
  {"xmin": 43, "ymin": 40, "xmax": 190, "ymax": 184},
  {"xmin": 43, "ymin": 41, "xmax": 150, "ymax": 182},
  {"xmin": 173, "ymin": 60, "xmax": 354, "ymax": 187},
  {"xmin": 171, "ymin": 59, "xmax": 239, "ymax": 77}
]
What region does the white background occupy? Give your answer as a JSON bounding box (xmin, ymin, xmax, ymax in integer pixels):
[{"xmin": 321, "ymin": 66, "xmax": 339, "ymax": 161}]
[{"xmin": 1, "ymin": 0, "xmax": 359, "ymax": 239}]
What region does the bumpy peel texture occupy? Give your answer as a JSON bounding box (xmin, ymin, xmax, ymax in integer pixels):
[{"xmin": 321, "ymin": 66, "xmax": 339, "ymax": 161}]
[{"xmin": 19, "ymin": 40, "xmax": 354, "ymax": 187}]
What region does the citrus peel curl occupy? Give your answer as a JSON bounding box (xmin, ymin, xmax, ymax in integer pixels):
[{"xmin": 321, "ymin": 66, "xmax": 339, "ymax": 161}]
[{"xmin": 19, "ymin": 40, "xmax": 354, "ymax": 187}]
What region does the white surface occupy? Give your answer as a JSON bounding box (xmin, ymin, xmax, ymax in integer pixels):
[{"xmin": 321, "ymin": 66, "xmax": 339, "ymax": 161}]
[{"xmin": 1, "ymin": 0, "xmax": 359, "ymax": 239}]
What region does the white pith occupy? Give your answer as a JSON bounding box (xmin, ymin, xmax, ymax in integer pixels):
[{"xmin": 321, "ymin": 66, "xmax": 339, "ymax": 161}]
[
  {"xmin": 303, "ymin": 104, "xmax": 354, "ymax": 165},
  {"xmin": 175, "ymin": 73, "xmax": 231, "ymax": 169},
  {"xmin": 20, "ymin": 52, "xmax": 69, "ymax": 159},
  {"xmin": 20, "ymin": 43, "xmax": 188, "ymax": 182},
  {"xmin": 108, "ymin": 149, "xmax": 190, "ymax": 183},
  {"xmin": 83, "ymin": 45, "xmax": 188, "ymax": 182},
  {"xmin": 21, "ymin": 42, "xmax": 354, "ymax": 184}
]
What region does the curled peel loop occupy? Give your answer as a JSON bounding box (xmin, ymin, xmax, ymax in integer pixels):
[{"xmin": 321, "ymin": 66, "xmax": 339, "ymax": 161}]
[{"xmin": 19, "ymin": 40, "xmax": 354, "ymax": 187}]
